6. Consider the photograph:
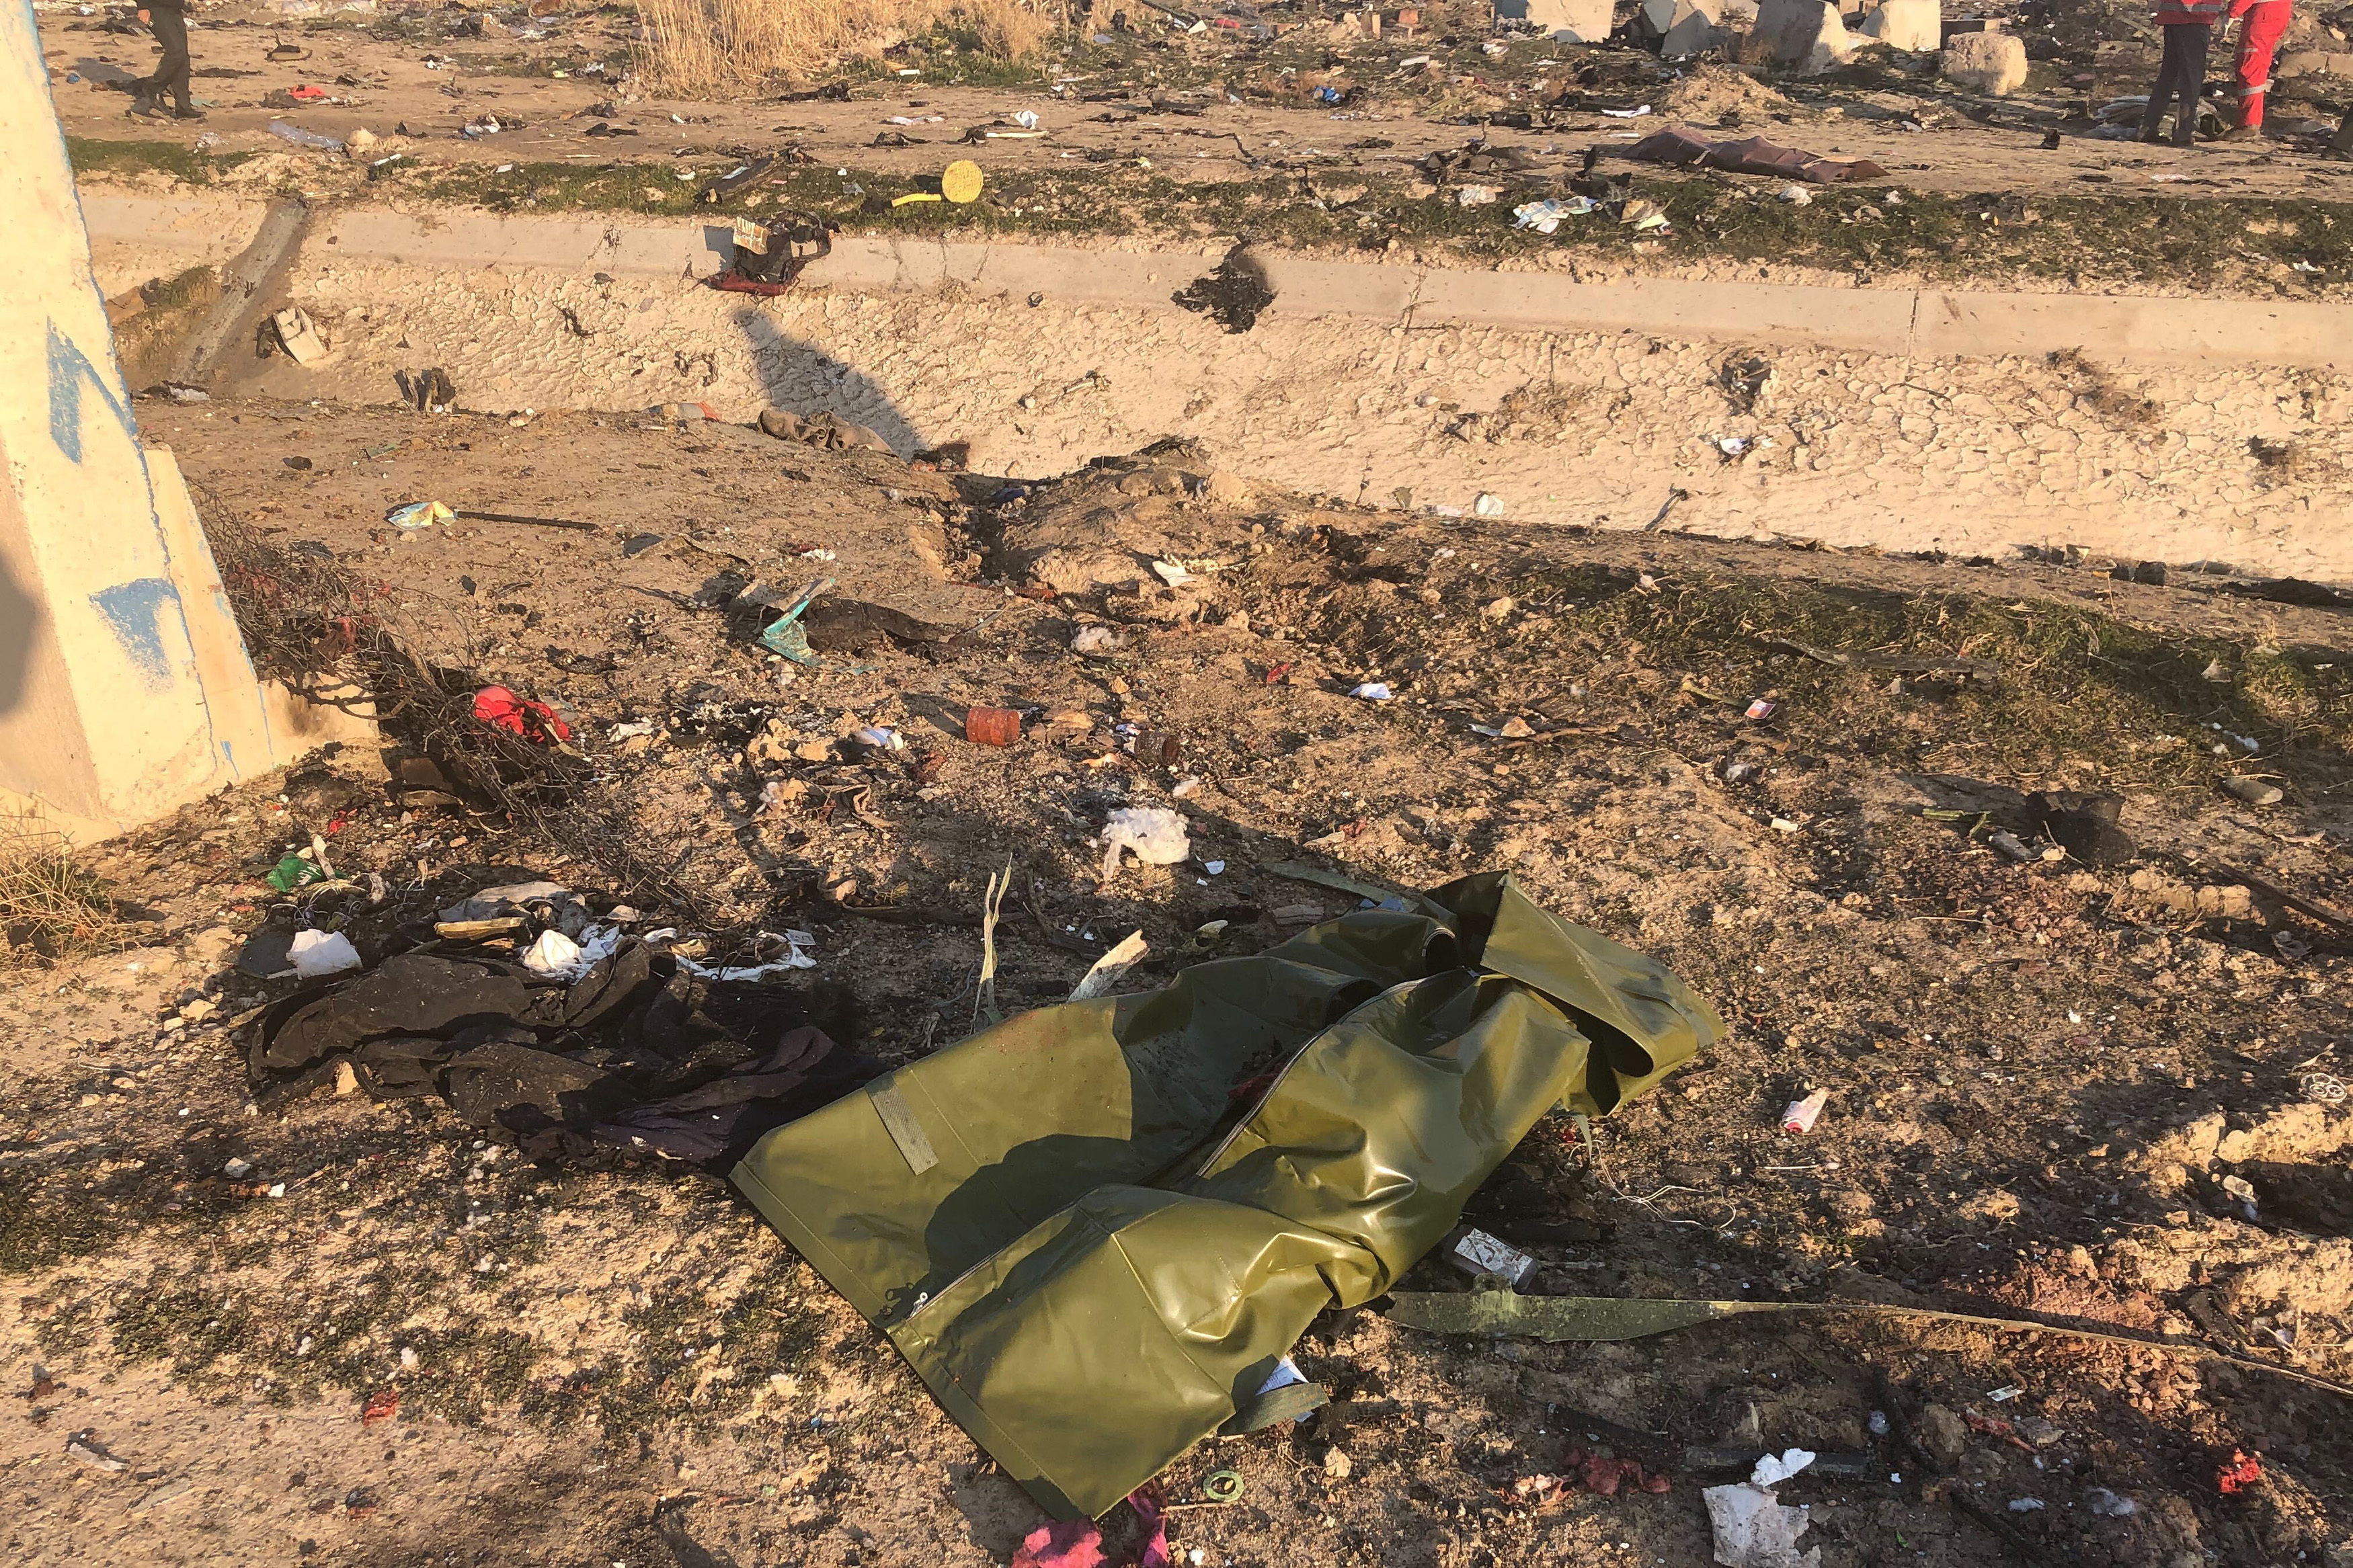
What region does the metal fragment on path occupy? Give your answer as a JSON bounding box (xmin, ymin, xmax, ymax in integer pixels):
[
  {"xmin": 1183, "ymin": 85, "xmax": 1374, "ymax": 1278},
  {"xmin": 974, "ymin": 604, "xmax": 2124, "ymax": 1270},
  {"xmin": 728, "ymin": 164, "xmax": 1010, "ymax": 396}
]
[{"xmin": 67, "ymin": 1436, "xmax": 126, "ymax": 1473}]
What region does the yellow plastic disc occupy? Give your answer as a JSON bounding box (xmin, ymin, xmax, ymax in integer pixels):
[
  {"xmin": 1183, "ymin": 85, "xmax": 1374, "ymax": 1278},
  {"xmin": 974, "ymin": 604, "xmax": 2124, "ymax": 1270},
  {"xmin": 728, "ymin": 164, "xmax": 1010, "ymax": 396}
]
[{"xmin": 941, "ymin": 159, "xmax": 985, "ymax": 204}]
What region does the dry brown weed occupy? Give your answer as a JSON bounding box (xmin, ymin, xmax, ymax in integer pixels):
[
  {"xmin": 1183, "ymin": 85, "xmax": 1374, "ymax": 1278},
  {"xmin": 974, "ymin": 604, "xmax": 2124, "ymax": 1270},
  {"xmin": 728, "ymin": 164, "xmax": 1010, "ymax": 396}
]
[
  {"xmin": 0, "ymin": 819, "xmax": 123, "ymax": 964},
  {"xmin": 634, "ymin": 0, "xmax": 1049, "ymax": 94}
]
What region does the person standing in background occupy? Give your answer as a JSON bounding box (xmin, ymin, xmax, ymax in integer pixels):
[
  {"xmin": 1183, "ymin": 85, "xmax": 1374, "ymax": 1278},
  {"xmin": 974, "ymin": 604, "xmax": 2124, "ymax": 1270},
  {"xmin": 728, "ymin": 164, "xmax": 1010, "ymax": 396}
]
[
  {"xmin": 2141, "ymin": 0, "xmax": 2223, "ymax": 145},
  {"xmin": 130, "ymin": 0, "xmax": 201, "ymax": 122},
  {"xmin": 2221, "ymin": 0, "xmax": 2292, "ymax": 139}
]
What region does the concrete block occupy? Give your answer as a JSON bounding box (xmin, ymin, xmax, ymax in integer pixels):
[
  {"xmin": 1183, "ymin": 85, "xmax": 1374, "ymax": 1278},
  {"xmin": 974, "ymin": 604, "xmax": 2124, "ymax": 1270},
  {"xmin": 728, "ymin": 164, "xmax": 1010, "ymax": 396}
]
[
  {"xmin": 1751, "ymin": 0, "xmax": 1853, "ymax": 69},
  {"xmin": 0, "ymin": 0, "xmax": 369, "ymax": 841},
  {"xmin": 1660, "ymin": 0, "xmax": 1724, "ymax": 52},
  {"xmin": 1942, "ymin": 29, "xmax": 2027, "ymax": 92},
  {"xmin": 271, "ymin": 305, "xmax": 328, "ymax": 364},
  {"xmin": 1860, "ymin": 0, "xmax": 1938, "ymax": 50},
  {"xmin": 1501, "ymin": 0, "xmax": 1615, "ymax": 40}
]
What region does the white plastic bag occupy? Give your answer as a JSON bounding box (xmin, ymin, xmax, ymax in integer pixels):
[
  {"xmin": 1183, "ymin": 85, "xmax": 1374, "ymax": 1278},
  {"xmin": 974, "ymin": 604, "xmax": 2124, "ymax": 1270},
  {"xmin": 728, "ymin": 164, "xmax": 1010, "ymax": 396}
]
[{"xmin": 1100, "ymin": 807, "xmax": 1190, "ymax": 880}]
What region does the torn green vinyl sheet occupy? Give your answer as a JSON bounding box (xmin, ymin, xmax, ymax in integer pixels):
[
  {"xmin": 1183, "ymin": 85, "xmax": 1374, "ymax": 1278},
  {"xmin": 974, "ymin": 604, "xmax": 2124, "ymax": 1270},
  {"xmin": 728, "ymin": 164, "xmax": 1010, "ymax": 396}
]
[{"xmin": 732, "ymin": 872, "xmax": 1722, "ymax": 1518}]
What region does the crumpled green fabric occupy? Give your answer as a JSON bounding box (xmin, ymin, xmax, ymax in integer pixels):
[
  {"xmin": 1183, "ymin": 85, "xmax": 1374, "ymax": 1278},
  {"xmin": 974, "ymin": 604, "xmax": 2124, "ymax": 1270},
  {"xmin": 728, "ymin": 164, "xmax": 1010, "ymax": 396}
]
[{"xmin": 731, "ymin": 872, "xmax": 1720, "ymax": 1518}]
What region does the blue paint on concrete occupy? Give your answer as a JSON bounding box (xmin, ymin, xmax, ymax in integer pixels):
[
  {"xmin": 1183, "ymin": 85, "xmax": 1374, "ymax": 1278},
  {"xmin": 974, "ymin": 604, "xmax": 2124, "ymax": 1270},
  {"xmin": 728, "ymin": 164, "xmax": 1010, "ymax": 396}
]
[
  {"xmin": 88, "ymin": 578, "xmax": 182, "ymax": 688},
  {"xmin": 46, "ymin": 319, "xmax": 136, "ymax": 465}
]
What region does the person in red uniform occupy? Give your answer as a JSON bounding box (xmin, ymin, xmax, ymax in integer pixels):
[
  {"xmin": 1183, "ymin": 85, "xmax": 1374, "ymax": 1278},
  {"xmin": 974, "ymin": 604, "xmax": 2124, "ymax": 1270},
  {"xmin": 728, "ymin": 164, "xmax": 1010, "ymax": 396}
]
[
  {"xmin": 2142, "ymin": 0, "xmax": 2223, "ymax": 145},
  {"xmin": 2222, "ymin": 0, "xmax": 2292, "ymax": 139}
]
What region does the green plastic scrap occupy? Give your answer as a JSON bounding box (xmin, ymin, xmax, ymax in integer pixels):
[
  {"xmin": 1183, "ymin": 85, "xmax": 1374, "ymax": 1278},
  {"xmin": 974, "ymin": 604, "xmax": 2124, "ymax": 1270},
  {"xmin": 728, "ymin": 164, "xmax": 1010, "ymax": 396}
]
[
  {"xmin": 730, "ymin": 873, "xmax": 1724, "ymax": 1519},
  {"xmin": 755, "ymin": 575, "xmax": 836, "ymax": 666},
  {"xmin": 264, "ymin": 854, "xmax": 325, "ymax": 893}
]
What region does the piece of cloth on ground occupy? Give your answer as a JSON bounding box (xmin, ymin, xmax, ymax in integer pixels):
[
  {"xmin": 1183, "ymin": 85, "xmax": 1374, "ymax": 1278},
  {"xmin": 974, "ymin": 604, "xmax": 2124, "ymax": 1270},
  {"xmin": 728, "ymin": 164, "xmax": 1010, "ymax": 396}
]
[
  {"xmin": 731, "ymin": 872, "xmax": 1721, "ymax": 1518},
  {"xmin": 756, "ymin": 408, "xmax": 893, "ymax": 453},
  {"xmin": 248, "ymin": 941, "xmax": 874, "ymax": 1163},
  {"xmin": 1624, "ymin": 126, "xmax": 1888, "ymax": 182}
]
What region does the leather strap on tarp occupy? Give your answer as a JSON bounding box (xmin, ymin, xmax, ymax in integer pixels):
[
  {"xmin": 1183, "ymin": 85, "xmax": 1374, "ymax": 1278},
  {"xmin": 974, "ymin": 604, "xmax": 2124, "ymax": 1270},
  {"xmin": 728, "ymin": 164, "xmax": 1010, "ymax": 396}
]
[{"xmin": 731, "ymin": 872, "xmax": 1721, "ymax": 1518}]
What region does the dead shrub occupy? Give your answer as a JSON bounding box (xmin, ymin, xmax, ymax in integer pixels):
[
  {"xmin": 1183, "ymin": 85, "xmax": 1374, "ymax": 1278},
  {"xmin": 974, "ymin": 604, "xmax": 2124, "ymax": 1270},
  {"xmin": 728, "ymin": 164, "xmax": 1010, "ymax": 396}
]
[
  {"xmin": 633, "ymin": 0, "xmax": 1049, "ymax": 95},
  {"xmin": 0, "ymin": 820, "xmax": 124, "ymax": 964}
]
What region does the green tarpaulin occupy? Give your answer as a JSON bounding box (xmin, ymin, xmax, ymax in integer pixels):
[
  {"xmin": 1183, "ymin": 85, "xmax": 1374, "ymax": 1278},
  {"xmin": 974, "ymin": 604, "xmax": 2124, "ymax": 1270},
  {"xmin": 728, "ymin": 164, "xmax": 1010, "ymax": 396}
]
[{"xmin": 731, "ymin": 872, "xmax": 1720, "ymax": 1518}]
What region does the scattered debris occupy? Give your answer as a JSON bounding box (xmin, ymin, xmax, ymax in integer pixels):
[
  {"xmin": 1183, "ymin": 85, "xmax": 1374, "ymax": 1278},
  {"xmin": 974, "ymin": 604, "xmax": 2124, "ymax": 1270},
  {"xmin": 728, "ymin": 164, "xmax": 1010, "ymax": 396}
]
[
  {"xmin": 270, "ymin": 306, "xmax": 328, "ymax": 364},
  {"xmin": 1702, "ymin": 1450, "xmax": 1819, "ymax": 1568},
  {"xmin": 1172, "ymin": 241, "xmax": 1275, "ymax": 333},
  {"xmin": 472, "ymin": 686, "xmax": 573, "ymax": 745},
  {"xmin": 286, "ymin": 929, "xmax": 362, "ymax": 978},
  {"xmin": 1626, "ymin": 125, "xmax": 1888, "ymax": 182},
  {"xmin": 1070, "ymin": 930, "xmax": 1149, "ymax": 1001},
  {"xmin": 1099, "ymin": 806, "xmax": 1191, "ymax": 881},
  {"xmin": 67, "ymin": 1434, "xmax": 127, "ymax": 1473},
  {"xmin": 731, "ymin": 877, "xmax": 1717, "ymax": 1517},
  {"xmin": 1447, "ymin": 1227, "xmax": 1538, "ymax": 1286},
  {"xmin": 962, "ymin": 705, "xmax": 1021, "ymax": 747}
]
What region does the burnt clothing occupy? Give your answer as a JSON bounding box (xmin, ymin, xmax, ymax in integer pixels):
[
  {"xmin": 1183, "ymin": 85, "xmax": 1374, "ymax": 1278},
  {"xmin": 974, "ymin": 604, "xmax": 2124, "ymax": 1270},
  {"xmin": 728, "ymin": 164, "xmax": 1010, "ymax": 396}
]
[{"xmin": 249, "ymin": 941, "xmax": 878, "ymax": 1166}]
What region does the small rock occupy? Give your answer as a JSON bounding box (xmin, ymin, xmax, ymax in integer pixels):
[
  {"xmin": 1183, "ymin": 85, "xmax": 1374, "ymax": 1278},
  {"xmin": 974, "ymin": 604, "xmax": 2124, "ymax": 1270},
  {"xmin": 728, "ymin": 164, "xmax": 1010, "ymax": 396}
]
[
  {"xmin": 2221, "ymin": 776, "xmax": 2283, "ymax": 807},
  {"xmin": 1497, "ymin": 716, "xmax": 1533, "ymax": 739},
  {"xmin": 223, "ymin": 1157, "xmax": 253, "ymax": 1180},
  {"xmin": 1916, "ymin": 1403, "xmax": 1969, "ymax": 1464},
  {"xmin": 1323, "ymin": 1446, "xmax": 1353, "ymax": 1479},
  {"xmin": 332, "ymin": 1059, "xmax": 361, "ymax": 1096}
]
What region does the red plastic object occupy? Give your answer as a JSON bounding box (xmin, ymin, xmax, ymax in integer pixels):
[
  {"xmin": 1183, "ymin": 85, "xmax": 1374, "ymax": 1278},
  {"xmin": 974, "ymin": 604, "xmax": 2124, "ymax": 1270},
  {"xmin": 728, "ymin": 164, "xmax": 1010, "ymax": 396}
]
[
  {"xmin": 473, "ymin": 685, "xmax": 571, "ymax": 744},
  {"xmin": 2219, "ymin": 1449, "xmax": 2262, "ymax": 1494},
  {"xmin": 966, "ymin": 706, "xmax": 1023, "ymax": 747}
]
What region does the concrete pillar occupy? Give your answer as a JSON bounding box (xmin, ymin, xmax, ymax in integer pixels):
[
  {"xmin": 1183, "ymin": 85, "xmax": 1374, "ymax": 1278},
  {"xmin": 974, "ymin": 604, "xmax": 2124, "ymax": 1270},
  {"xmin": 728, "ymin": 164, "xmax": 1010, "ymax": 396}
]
[
  {"xmin": 0, "ymin": 0, "xmax": 367, "ymax": 841},
  {"xmin": 1499, "ymin": 0, "xmax": 1616, "ymax": 42},
  {"xmin": 1859, "ymin": 0, "xmax": 1940, "ymax": 49},
  {"xmin": 1752, "ymin": 0, "xmax": 1855, "ymax": 70}
]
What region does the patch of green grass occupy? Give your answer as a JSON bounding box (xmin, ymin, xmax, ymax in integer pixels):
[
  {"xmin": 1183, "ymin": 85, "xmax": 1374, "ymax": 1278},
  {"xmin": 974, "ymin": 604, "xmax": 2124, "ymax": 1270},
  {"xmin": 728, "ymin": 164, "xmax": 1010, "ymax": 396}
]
[
  {"xmin": 376, "ymin": 145, "xmax": 2353, "ymax": 292},
  {"xmin": 66, "ymin": 135, "xmax": 249, "ymax": 184},
  {"xmin": 0, "ymin": 1172, "xmax": 121, "ymax": 1272}
]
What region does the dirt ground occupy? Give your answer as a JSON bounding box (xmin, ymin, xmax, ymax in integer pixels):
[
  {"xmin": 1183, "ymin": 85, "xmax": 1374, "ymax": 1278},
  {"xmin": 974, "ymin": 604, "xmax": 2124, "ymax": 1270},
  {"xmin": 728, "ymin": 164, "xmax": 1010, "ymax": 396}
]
[
  {"xmin": 2, "ymin": 393, "xmax": 2348, "ymax": 1567},
  {"xmin": 39, "ymin": 0, "xmax": 2353, "ymax": 297}
]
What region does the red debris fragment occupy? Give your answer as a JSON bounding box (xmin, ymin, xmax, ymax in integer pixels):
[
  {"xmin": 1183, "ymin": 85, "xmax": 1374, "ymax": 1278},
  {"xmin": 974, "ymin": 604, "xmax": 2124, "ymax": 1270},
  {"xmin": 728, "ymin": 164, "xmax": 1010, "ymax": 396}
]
[
  {"xmin": 471, "ymin": 685, "xmax": 571, "ymax": 744},
  {"xmin": 1264, "ymin": 662, "xmax": 1295, "ymax": 686},
  {"xmin": 1966, "ymin": 1413, "xmax": 2036, "ymax": 1454},
  {"xmin": 360, "ymin": 1388, "xmax": 400, "ymax": 1427},
  {"xmin": 1506, "ymin": 1451, "xmax": 1669, "ymax": 1504},
  {"xmin": 2218, "ymin": 1449, "xmax": 2262, "ymax": 1494},
  {"xmin": 1011, "ymin": 1519, "xmax": 1104, "ymax": 1568}
]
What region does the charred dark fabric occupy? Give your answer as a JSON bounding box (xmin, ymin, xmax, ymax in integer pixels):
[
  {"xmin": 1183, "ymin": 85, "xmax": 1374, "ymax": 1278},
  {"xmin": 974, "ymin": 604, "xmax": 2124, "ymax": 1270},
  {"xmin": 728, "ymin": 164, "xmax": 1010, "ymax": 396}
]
[
  {"xmin": 1624, "ymin": 125, "xmax": 1890, "ymax": 183},
  {"xmin": 249, "ymin": 942, "xmax": 876, "ymax": 1164}
]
